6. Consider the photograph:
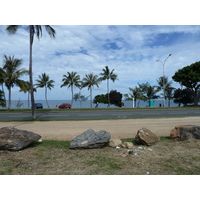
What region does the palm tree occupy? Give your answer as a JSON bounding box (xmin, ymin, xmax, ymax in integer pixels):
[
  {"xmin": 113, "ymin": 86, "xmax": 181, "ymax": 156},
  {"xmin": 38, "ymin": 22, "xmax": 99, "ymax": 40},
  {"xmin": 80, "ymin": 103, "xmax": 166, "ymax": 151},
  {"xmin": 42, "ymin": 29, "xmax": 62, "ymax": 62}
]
[
  {"xmin": 20, "ymin": 81, "xmax": 36, "ymax": 108},
  {"xmin": 2, "ymin": 55, "xmax": 29, "ymax": 109},
  {"xmin": 0, "ymin": 67, "xmax": 7, "ymax": 103},
  {"xmin": 99, "ymin": 66, "xmax": 118, "ymax": 107},
  {"xmin": 138, "ymin": 82, "xmax": 159, "ymax": 106},
  {"xmin": 6, "ymin": 25, "xmax": 56, "ymax": 119},
  {"xmin": 61, "ymin": 72, "xmax": 81, "ymax": 107},
  {"xmin": 82, "ymin": 72, "xmax": 101, "ymax": 108},
  {"xmin": 35, "ymin": 73, "xmax": 54, "ymax": 108},
  {"xmin": 157, "ymin": 76, "xmax": 173, "ymax": 106},
  {"xmin": 165, "ymin": 86, "xmax": 175, "ymax": 107},
  {"xmin": 124, "ymin": 86, "xmax": 142, "ymax": 107},
  {"xmin": 0, "ymin": 90, "xmax": 6, "ymax": 107}
]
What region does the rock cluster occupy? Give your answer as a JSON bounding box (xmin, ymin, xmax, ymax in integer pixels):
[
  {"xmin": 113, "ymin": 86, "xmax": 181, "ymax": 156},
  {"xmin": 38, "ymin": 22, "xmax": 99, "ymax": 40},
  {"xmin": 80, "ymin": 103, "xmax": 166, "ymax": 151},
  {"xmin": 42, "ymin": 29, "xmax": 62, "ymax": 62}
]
[{"xmin": 0, "ymin": 127, "xmax": 41, "ymax": 151}]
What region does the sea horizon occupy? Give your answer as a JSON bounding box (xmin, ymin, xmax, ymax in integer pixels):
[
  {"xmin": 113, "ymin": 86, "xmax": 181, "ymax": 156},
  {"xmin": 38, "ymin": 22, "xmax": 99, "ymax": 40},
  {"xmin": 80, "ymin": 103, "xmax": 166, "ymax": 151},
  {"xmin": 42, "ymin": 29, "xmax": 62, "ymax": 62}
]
[{"xmin": 1, "ymin": 99, "xmax": 184, "ymax": 109}]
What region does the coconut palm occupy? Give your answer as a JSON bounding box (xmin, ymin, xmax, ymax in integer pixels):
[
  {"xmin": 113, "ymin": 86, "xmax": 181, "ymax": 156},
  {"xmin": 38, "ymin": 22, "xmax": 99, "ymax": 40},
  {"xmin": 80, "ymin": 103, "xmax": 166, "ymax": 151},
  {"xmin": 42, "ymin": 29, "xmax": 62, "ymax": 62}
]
[
  {"xmin": 20, "ymin": 81, "xmax": 36, "ymax": 108},
  {"xmin": 157, "ymin": 76, "xmax": 174, "ymax": 107},
  {"xmin": 35, "ymin": 73, "xmax": 54, "ymax": 108},
  {"xmin": 6, "ymin": 25, "xmax": 56, "ymax": 118},
  {"xmin": 0, "ymin": 90, "xmax": 6, "ymax": 107},
  {"xmin": 124, "ymin": 86, "xmax": 142, "ymax": 107},
  {"xmin": 2, "ymin": 55, "xmax": 29, "ymax": 109},
  {"xmin": 0, "ymin": 67, "xmax": 7, "ymax": 103},
  {"xmin": 138, "ymin": 82, "xmax": 159, "ymax": 106},
  {"xmin": 99, "ymin": 66, "xmax": 118, "ymax": 107},
  {"xmin": 61, "ymin": 72, "xmax": 81, "ymax": 107},
  {"xmin": 82, "ymin": 72, "xmax": 101, "ymax": 108}
]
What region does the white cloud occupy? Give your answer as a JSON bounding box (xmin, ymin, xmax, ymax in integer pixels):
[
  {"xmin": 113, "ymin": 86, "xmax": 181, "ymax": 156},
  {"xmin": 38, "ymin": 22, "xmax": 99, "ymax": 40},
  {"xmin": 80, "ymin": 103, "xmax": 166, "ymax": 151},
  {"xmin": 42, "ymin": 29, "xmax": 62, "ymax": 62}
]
[{"xmin": 1, "ymin": 25, "xmax": 200, "ymax": 102}]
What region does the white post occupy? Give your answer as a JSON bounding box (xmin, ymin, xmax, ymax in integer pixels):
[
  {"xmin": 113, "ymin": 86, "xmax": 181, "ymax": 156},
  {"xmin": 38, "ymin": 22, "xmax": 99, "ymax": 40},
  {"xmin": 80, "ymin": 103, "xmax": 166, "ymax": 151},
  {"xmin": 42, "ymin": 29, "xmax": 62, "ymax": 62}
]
[{"xmin": 133, "ymin": 97, "xmax": 135, "ymax": 108}]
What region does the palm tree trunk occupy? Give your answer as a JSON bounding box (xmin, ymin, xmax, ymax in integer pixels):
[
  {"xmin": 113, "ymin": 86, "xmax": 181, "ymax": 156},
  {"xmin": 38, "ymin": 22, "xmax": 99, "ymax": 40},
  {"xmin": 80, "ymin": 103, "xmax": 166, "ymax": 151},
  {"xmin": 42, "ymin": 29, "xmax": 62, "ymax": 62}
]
[
  {"xmin": 107, "ymin": 78, "xmax": 110, "ymax": 107},
  {"xmin": 28, "ymin": 92, "xmax": 30, "ymax": 109},
  {"xmin": 90, "ymin": 88, "xmax": 92, "ymax": 108},
  {"xmin": 29, "ymin": 26, "xmax": 36, "ymax": 119},
  {"xmin": 8, "ymin": 86, "xmax": 11, "ymax": 110},
  {"xmin": 71, "ymin": 86, "xmax": 74, "ymax": 107},
  {"xmin": 1, "ymin": 85, "xmax": 6, "ymax": 105},
  {"xmin": 45, "ymin": 86, "xmax": 50, "ymax": 108}
]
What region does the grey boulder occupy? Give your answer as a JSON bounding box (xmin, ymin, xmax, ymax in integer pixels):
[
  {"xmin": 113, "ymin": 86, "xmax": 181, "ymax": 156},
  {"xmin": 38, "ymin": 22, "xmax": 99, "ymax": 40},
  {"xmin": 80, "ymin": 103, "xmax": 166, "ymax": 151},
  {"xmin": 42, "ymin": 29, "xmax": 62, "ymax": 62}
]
[
  {"xmin": 70, "ymin": 129, "xmax": 111, "ymax": 149},
  {"xmin": 0, "ymin": 127, "xmax": 41, "ymax": 151}
]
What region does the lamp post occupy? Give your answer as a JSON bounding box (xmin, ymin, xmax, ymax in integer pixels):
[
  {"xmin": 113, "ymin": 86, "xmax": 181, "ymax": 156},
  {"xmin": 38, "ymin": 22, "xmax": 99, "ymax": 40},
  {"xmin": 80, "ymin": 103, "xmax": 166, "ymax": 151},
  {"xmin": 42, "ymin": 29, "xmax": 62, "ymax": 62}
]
[{"xmin": 156, "ymin": 54, "xmax": 172, "ymax": 107}]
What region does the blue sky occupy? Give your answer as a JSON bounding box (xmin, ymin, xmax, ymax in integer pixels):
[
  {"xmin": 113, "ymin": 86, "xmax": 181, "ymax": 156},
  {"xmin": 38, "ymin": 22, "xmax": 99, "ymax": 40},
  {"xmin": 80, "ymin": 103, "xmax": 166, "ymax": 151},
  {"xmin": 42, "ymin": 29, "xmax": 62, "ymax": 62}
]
[{"xmin": 1, "ymin": 25, "xmax": 200, "ymax": 101}]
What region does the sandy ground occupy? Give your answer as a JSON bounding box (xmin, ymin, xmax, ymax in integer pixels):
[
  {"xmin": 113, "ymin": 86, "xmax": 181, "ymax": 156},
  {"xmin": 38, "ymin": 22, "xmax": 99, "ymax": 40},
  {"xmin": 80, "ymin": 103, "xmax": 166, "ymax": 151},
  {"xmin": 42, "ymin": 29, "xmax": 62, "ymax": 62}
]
[{"xmin": 0, "ymin": 117, "xmax": 200, "ymax": 140}]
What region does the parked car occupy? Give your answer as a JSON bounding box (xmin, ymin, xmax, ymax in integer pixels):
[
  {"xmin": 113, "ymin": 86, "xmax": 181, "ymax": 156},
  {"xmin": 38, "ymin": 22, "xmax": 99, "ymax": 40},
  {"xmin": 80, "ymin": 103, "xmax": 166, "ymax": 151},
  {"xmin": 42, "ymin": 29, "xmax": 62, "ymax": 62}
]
[
  {"xmin": 34, "ymin": 103, "xmax": 43, "ymax": 109},
  {"xmin": 58, "ymin": 103, "xmax": 71, "ymax": 109}
]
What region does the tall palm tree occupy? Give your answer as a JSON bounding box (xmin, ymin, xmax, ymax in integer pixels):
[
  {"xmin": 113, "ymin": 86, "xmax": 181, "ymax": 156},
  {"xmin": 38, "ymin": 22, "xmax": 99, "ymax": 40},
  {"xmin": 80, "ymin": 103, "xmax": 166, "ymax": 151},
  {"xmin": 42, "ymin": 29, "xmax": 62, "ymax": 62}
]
[
  {"xmin": 3, "ymin": 55, "xmax": 29, "ymax": 109},
  {"xmin": 6, "ymin": 25, "xmax": 56, "ymax": 118},
  {"xmin": 157, "ymin": 76, "xmax": 173, "ymax": 106},
  {"xmin": 82, "ymin": 72, "xmax": 101, "ymax": 108},
  {"xmin": 99, "ymin": 66, "xmax": 118, "ymax": 107},
  {"xmin": 61, "ymin": 72, "xmax": 81, "ymax": 107},
  {"xmin": 35, "ymin": 73, "xmax": 54, "ymax": 108}
]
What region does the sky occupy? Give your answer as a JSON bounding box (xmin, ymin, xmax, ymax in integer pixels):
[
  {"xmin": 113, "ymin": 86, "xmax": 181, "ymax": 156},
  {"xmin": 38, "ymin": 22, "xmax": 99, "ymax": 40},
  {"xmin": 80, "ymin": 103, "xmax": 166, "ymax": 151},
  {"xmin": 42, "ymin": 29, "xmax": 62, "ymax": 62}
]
[
  {"xmin": 1, "ymin": 25, "xmax": 200, "ymax": 101},
  {"xmin": 0, "ymin": 0, "xmax": 200, "ymax": 102}
]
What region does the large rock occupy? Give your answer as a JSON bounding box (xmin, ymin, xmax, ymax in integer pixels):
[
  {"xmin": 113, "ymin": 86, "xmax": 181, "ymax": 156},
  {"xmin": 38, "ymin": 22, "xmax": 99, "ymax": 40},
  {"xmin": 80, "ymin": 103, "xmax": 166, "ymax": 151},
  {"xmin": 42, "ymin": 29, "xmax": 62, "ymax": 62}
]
[
  {"xmin": 170, "ymin": 125, "xmax": 200, "ymax": 140},
  {"xmin": 135, "ymin": 128, "xmax": 159, "ymax": 146},
  {"xmin": 70, "ymin": 129, "xmax": 111, "ymax": 149},
  {"xmin": 0, "ymin": 127, "xmax": 41, "ymax": 151}
]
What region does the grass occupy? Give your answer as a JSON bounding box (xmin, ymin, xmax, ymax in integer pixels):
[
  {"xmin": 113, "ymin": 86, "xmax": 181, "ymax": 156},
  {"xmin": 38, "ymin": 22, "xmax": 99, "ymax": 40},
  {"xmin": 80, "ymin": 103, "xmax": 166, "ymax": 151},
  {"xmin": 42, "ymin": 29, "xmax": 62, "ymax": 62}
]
[{"xmin": 0, "ymin": 137, "xmax": 200, "ymax": 175}]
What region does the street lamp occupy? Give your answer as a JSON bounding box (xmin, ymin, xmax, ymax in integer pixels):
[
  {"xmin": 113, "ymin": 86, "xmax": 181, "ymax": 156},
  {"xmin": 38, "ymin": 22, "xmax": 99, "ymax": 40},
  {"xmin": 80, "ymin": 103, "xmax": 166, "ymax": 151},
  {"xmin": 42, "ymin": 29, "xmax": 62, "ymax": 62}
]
[{"xmin": 156, "ymin": 54, "xmax": 172, "ymax": 107}]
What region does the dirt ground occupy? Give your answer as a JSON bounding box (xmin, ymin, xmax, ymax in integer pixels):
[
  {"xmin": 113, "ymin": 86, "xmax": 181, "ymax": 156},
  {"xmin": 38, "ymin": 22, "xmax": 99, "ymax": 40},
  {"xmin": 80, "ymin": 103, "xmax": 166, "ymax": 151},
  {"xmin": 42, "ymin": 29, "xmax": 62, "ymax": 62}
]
[{"xmin": 0, "ymin": 117, "xmax": 199, "ymax": 140}]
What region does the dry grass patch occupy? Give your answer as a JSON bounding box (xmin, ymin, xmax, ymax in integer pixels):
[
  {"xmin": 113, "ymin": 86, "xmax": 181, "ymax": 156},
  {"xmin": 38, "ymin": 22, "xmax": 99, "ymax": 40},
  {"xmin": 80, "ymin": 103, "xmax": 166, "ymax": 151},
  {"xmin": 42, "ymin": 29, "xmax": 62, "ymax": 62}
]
[{"xmin": 0, "ymin": 138, "xmax": 200, "ymax": 175}]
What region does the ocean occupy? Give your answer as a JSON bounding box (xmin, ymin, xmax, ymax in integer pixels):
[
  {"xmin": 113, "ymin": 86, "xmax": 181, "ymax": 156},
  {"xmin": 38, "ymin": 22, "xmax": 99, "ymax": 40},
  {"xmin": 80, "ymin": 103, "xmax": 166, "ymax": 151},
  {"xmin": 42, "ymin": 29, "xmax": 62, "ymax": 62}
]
[{"xmin": 3, "ymin": 99, "xmax": 181, "ymax": 109}]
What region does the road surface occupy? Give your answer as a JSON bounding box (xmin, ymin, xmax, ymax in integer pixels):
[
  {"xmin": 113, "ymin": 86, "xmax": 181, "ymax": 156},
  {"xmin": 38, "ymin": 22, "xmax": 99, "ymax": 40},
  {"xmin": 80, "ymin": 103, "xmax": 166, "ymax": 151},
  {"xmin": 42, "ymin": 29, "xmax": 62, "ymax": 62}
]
[{"xmin": 0, "ymin": 108, "xmax": 200, "ymax": 120}]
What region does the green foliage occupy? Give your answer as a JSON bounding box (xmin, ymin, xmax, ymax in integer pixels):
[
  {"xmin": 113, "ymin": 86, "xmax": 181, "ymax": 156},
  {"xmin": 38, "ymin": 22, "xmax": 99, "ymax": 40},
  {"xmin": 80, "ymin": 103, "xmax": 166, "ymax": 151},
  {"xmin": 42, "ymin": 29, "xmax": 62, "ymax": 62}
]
[
  {"xmin": 93, "ymin": 94, "xmax": 108, "ymax": 104},
  {"xmin": 35, "ymin": 73, "xmax": 54, "ymax": 108},
  {"xmin": 1, "ymin": 55, "xmax": 29, "ymax": 109},
  {"xmin": 82, "ymin": 72, "xmax": 101, "ymax": 108},
  {"xmin": 138, "ymin": 82, "xmax": 159, "ymax": 101},
  {"xmin": 106, "ymin": 90, "xmax": 123, "ymax": 107},
  {"xmin": 172, "ymin": 61, "xmax": 200, "ymax": 105},
  {"xmin": 74, "ymin": 92, "xmax": 89, "ymax": 108},
  {"xmin": 173, "ymin": 88, "xmax": 194, "ymax": 106},
  {"xmin": 124, "ymin": 86, "xmax": 142, "ymax": 107},
  {"xmin": 99, "ymin": 66, "xmax": 118, "ymax": 106}
]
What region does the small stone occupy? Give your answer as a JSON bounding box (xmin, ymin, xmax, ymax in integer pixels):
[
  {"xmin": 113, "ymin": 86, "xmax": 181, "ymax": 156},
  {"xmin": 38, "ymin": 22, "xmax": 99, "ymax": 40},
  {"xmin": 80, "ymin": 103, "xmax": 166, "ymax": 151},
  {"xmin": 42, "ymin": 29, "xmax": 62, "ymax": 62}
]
[{"xmin": 109, "ymin": 138, "xmax": 122, "ymax": 148}]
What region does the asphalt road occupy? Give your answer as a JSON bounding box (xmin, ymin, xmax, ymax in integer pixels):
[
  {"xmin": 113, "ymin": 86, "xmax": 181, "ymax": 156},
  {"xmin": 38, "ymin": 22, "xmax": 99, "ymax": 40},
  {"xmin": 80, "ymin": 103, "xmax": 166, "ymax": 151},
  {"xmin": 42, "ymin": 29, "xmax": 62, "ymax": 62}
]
[{"xmin": 0, "ymin": 108, "xmax": 200, "ymax": 120}]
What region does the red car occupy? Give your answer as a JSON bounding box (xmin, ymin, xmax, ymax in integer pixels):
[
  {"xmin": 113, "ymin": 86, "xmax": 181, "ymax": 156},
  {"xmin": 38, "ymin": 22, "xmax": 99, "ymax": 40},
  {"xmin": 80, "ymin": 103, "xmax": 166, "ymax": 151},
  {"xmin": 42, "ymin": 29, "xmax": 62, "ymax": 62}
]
[{"xmin": 58, "ymin": 103, "xmax": 71, "ymax": 109}]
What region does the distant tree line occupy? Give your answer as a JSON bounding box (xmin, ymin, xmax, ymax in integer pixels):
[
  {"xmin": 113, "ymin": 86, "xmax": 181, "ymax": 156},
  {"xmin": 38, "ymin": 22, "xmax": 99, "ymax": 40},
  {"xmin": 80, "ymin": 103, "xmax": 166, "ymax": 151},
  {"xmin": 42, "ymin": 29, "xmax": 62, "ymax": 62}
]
[
  {"xmin": 1, "ymin": 59, "xmax": 200, "ymax": 110},
  {"xmin": 1, "ymin": 56, "xmax": 200, "ymax": 110}
]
